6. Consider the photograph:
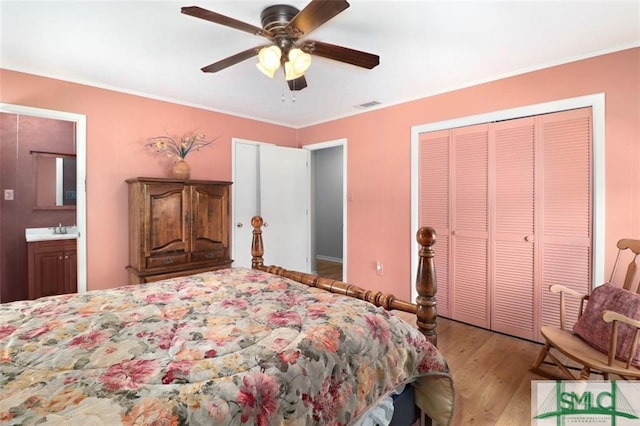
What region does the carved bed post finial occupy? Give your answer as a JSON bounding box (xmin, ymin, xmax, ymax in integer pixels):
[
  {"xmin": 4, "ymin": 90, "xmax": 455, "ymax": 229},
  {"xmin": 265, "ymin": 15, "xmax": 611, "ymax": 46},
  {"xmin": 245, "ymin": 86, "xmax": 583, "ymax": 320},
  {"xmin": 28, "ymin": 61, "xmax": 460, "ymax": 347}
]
[
  {"xmin": 251, "ymin": 216, "xmax": 265, "ymax": 269},
  {"xmin": 416, "ymin": 226, "xmax": 438, "ymax": 346}
]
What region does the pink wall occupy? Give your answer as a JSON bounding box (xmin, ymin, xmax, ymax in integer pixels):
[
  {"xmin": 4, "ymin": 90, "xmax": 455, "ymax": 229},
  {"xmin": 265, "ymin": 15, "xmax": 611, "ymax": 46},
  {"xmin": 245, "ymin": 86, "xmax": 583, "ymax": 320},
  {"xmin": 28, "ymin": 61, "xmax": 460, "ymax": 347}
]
[
  {"xmin": 0, "ymin": 70, "xmax": 297, "ymax": 292},
  {"xmin": 1, "ymin": 47, "xmax": 638, "ymax": 301},
  {"xmin": 299, "ymin": 47, "xmax": 639, "ymax": 299}
]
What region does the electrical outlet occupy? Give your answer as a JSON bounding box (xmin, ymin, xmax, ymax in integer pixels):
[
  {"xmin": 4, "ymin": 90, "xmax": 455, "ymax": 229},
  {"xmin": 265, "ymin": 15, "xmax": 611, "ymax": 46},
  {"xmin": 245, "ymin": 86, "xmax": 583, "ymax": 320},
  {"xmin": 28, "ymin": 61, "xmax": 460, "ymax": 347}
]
[
  {"xmin": 376, "ymin": 261, "xmax": 383, "ymax": 276},
  {"xmin": 3, "ymin": 189, "xmax": 14, "ymax": 201}
]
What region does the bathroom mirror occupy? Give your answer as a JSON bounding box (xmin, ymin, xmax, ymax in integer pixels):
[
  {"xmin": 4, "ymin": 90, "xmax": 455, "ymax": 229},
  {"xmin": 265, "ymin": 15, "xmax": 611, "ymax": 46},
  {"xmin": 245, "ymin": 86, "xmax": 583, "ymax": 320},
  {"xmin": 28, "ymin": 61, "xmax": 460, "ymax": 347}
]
[{"xmin": 32, "ymin": 151, "xmax": 77, "ymax": 209}]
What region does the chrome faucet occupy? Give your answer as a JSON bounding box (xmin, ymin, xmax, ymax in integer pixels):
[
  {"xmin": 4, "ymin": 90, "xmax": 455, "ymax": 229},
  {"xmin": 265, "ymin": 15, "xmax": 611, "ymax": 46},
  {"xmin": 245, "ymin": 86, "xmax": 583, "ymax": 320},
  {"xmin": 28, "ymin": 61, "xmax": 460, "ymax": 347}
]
[{"xmin": 54, "ymin": 223, "xmax": 67, "ymax": 234}]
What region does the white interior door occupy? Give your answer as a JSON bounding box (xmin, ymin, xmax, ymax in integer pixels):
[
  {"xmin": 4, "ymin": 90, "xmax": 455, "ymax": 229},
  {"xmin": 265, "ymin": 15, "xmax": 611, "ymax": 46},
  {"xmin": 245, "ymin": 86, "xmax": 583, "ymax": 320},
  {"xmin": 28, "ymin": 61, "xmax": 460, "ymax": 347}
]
[
  {"xmin": 232, "ymin": 141, "xmax": 259, "ymax": 268},
  {"xmin": 232, "ymin": 140, "xmax": 310, "ymax": 272},
  {"xmin": 259, "ymin": 144, "xmax": 310, "ymax": 272}
]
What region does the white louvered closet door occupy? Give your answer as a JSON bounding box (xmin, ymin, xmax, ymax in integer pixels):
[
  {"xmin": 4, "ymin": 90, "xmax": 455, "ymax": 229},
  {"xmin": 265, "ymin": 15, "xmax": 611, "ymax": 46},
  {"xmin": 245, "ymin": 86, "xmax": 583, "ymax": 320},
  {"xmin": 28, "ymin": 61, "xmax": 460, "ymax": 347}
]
[
  {"xmin": 418, "ymin": 107, "xmax": 592, "ymax": 343},
  {"xmin": 418, "ymin": 130, "xmax": 451, "ymax": 317},
  {"xmin": 451, "ymin": 124, "xmax": 490, "ymax": 329},
  {"xmin": 491, "ymin": 117, "xmax": 536, "ymax": 340},
  {"xmin": 539, "ymin": 108, "xmax": 592, "ymax": 340}
]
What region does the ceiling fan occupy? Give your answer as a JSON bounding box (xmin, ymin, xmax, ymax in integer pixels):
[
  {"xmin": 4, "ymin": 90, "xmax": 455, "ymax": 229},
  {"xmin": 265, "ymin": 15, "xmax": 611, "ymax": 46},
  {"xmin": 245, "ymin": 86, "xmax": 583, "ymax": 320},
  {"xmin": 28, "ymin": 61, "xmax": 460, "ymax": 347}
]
[{"xmin": 181, "ymin": 0, "xmax": 380, "ymax": 91}]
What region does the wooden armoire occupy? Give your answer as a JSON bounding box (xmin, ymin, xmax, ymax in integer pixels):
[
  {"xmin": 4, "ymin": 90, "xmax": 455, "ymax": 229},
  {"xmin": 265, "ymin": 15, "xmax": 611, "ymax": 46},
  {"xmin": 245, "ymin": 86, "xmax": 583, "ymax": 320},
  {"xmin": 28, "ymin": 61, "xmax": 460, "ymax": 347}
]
[{"xmin": 126, "ymin": 177, "xmax": 232, "ymax": 283}]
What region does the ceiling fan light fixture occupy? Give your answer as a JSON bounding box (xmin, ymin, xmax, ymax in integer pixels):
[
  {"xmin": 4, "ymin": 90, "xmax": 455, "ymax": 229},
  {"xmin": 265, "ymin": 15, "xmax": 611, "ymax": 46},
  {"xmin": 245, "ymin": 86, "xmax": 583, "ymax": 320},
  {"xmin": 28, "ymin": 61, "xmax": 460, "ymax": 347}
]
[
  {"xmin": 257, "ymin": 62, "xmax": 277, "ymax": 78},
  {"xmin": 284, "ymin": 62, "xmax": 302, "ymax": 81},
  {"xmin": 257, "ymin": 45, "xmax": 282, "ymax": 78},
  {"xmin": 288, "ymin": 48, "xmax": 311, "ymax": 74}
]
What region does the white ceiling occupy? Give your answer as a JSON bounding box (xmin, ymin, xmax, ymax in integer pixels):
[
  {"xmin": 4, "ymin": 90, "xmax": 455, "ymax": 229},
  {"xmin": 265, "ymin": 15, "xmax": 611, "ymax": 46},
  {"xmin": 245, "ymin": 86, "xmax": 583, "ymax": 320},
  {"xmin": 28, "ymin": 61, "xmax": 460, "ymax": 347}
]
[{"xmin": 1, "ymin": 1, "xmax": 639, "ymax": 128}]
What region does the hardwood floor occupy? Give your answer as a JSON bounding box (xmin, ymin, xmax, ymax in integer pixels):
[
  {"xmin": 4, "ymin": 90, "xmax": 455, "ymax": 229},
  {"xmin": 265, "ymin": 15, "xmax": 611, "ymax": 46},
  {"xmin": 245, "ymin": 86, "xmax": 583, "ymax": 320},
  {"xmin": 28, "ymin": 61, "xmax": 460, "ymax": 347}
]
[
  {"xmin": 438, "ymin": 318, "xmax": 547, "ymax": 425},
  {"xmin": 396, "ymin": 313, "xmax": 547, "ymax": 425},
  {"xmin": 316, "ymin": 259, "xmax": 343, "ymax": 280}
]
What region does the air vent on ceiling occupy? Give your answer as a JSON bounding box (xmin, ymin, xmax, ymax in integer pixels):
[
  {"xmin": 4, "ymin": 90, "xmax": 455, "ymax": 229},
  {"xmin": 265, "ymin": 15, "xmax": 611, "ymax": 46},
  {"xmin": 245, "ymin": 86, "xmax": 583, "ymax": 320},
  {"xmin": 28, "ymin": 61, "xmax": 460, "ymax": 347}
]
[{"xmin": 355, "ymin": 101, "xmax": 382, "ymax": 109}]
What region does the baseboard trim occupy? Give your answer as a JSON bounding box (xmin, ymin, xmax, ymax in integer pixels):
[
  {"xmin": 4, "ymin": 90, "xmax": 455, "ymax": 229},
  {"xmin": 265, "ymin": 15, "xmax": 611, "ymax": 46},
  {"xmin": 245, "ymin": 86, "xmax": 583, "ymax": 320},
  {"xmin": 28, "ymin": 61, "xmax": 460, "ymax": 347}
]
[{"xmin": 316, "ymin": 255, "xmax": 343, "ymax": 264}]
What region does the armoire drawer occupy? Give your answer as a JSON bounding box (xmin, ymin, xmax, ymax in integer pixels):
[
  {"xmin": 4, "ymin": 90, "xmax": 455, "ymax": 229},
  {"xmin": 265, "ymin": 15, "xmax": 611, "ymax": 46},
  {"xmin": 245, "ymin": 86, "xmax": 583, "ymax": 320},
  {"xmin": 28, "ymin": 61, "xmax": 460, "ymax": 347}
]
[
  {"xmin": 146, "ymin": 253, "xmax": 188, "ymax": 269},
  {"xmin": 191, "ymin": 249, "xmax": 226, "ymax": 263}
]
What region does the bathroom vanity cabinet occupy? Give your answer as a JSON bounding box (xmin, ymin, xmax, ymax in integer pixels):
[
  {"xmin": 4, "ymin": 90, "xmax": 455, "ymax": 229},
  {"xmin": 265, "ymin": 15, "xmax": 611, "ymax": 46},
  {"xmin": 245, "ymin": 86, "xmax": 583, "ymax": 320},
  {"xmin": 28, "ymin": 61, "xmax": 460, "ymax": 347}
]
[{"xmin": 27, "ymin": 239, "xmax": 77, "ymax": 299}]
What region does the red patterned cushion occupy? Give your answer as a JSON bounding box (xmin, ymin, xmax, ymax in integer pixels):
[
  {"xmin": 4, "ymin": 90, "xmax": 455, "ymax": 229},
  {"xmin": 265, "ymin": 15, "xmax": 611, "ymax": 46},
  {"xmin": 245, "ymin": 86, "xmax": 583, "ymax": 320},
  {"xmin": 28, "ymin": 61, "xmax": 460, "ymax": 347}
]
[{"xmin": 573, "ymin": 283, "xmax": 640, "ymax": 367}]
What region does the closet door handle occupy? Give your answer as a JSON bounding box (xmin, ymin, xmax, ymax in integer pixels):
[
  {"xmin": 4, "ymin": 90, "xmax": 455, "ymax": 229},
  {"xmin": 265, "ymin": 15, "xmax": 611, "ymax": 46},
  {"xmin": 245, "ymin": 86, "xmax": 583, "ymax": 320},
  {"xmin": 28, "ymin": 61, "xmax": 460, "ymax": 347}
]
[{"xmin": 524, "ymin": 235, "xmax": 531, "ymax": 242}]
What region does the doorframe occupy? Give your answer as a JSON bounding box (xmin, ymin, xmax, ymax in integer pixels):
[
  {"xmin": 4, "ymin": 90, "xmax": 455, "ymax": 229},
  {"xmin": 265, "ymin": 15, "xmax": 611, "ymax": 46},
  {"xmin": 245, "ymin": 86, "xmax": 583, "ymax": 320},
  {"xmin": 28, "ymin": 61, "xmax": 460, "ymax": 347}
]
[
  {"xmin": 0, "ymin": 103, "xmax": 87, "ymax": 294},
  {"xmin": 231, "ymin": 137, "xmax": 347, "ymax": 280},
  {"xmin": 304, "ymin": 138, "xmax": 347, "ymax": 281},
  {"xmin": 230, "ymin": 138, "xmax": 274, "ymax": 266},
  {"xmin": 410, "ymin": 93, "xmax": 605, "ymax": 302}
]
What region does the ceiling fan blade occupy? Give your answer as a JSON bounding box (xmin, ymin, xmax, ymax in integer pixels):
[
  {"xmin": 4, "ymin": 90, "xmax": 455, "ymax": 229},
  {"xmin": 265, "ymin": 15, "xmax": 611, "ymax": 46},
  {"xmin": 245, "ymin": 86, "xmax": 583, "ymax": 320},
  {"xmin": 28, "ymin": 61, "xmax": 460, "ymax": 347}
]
[
  {"xmin": 301, "ymin": 40, "xmax": 379, "ymax": 69},
  {"xmin": 287, "ymin": 75, "xmax": 308, "ymax": 91},
  {"xmin": 201, "ymin": 46, "xmax": 266, "ymax": 73},
  {"xmin": 182, "ymin": 6, "xmax": 271, "ymax": 38},
  {"xmin": 286, "ymin": 0, "xmax": 350, "ymax": 38}
]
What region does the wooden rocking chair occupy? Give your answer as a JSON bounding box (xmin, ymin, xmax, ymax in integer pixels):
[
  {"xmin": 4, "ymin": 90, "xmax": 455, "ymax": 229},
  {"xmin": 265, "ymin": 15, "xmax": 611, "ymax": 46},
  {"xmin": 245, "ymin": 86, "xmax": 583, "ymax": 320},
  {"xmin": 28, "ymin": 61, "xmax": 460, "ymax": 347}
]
[{"xmin": 531, "ymin": 238, "xmax": 640, "ymax": 380}]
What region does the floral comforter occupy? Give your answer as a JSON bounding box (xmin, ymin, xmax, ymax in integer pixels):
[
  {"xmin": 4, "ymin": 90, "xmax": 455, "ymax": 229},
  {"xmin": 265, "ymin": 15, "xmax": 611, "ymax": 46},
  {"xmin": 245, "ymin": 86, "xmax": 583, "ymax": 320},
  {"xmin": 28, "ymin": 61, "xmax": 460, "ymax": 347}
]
[{"xmin": 0, "ymin": 268, "xmax": 453, "ymax": 425}]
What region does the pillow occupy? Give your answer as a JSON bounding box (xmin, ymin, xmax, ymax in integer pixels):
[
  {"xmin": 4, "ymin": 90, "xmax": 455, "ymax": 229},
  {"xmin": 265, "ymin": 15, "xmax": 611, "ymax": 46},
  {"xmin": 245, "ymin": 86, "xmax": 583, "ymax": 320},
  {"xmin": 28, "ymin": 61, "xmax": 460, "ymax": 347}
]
[{"xmin": 573, "ymin": 283, "xmax": 640, "ymax": 367}]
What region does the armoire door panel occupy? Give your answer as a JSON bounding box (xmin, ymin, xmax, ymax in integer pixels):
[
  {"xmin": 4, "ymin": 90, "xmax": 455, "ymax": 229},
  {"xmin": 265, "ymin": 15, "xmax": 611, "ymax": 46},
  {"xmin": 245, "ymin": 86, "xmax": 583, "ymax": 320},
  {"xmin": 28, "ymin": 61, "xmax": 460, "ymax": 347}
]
[
  {"xmin": 146, "ymin": 184, "xmax": 189, "ymax": 255},
  {"xmin": 190, "ymin": 184, "xmax": 228, "ymax": 252}
]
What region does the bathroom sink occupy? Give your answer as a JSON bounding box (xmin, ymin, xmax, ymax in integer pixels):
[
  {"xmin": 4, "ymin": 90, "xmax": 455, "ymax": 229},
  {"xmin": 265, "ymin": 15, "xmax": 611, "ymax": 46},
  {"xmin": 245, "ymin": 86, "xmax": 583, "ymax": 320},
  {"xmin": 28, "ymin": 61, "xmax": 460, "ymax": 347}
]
[{"xmin": 25, "ymin": 226, "xmax": 79, "ymax": 242}]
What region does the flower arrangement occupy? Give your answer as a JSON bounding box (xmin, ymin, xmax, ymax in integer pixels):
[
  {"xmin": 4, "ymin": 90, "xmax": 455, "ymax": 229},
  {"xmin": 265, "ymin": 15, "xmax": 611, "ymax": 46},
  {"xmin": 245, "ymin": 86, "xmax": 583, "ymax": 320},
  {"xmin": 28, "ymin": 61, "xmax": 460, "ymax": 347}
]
[{"xmin": 145, "ymin": 132, "xmax": 217, "ymax": 160}]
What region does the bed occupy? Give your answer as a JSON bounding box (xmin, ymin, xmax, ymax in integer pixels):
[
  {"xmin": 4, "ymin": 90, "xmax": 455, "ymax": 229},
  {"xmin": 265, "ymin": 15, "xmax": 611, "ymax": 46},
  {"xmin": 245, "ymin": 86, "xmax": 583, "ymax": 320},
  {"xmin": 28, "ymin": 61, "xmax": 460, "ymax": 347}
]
[{"xmin": 0, "ymin": 216, "xmax": 454, "ymax": 425}]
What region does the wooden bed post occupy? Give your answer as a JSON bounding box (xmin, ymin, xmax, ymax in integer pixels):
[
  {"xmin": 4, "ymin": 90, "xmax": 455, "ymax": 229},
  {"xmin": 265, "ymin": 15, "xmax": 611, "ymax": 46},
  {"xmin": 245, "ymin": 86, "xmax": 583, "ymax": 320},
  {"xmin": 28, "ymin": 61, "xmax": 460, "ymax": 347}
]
[
  {"xmin": 251, "ymin": 216, "xmax": 264, "ymax": 269},
  {"xmin": 416, "ymin": 227, "xmax": 438, "ymax": 346},
  {"xmin": 251, "ymin": 215, "xmax": 440, "ymax": 347}
]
